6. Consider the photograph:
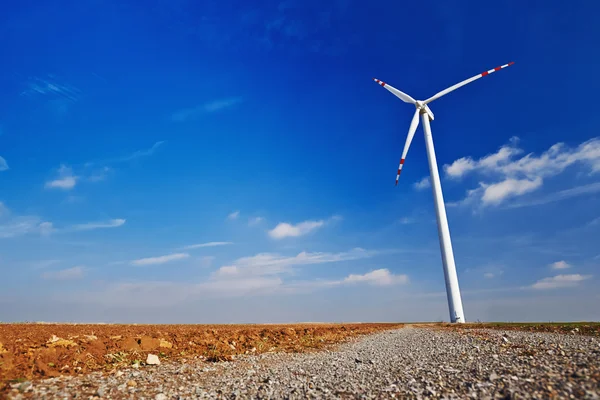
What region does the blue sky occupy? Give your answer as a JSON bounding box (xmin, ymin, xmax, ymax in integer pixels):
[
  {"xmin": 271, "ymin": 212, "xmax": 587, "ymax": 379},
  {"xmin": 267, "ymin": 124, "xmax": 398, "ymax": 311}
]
[{"xmin": 1, "ymin": 0, "xmax": 599, "ymax": 323}]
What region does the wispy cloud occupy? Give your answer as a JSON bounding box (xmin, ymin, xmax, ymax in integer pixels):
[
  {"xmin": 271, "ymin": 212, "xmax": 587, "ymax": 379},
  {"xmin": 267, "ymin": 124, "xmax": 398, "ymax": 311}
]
[
  {"xmin": 21, "ymin": 75, "xmax": 81, "ymax": 102},
  {"xmin": 48, "ymin": 142, "xmax": 164, "ymax": 189},
  {"xmin": 131, "ymin": 253, "xmax": 190, "ymax": 266},
  {"xmin": 589, "ymin": 217, "xmax": 600, "ymax": 226},
  {"xmin": 45, "ymin": 165, "xmax": 77, "ymax": 190},
  {"xmin": 248, "ymin": 216, "xmax": 264, "ymax": 226},
  {"xmin": 445, "ymin": 136, "xmax": 600, "ymax": 207},
  {"xmin": 464, "ymin": 264, "xmax": 504, "ymax": 279},
  {"xmin": 227, "ymin": 211, "xmax": 240, "ymax": 221},
  {"xmin": 39, "ymin": 222, "xmax": 54, "ymax": 236},
  {"xmin": 97, "ymin": 265, "xmax": 407, "ymax": 303},
  {"xmin": 70, "ymin": 219, "xmax": 126, "ymax": 231},
  {"xmin": 114, "ymin": 141, "xmax": 165, "ymax": 163},
  {"xmin": 413, "ymin": 177, "xmax": 430, "ymax": 191},
  {"xmin": 549, "ymin": 260, "xmax": 571, "ymax": 270},
  {"xmin": 84, "ymin": 141, "xmax": 165, "ymax": 169},
  {"xmin": 31, "ymin": 259, "xmax": 61, "ymax": 269},
  {"xmin": 86, "ymin": 166, "xmax": 111, "ymax": 182},
  {"xmin": 41, "ymin": 266, "xmax": 84, "ymax": 280},
  {"xmin": 0, "ymin": 202, "xmax": 52, "ymax": 239},
  {"xmin": 398, "ymin": 217, "xmax": 416, "ymax": 225},
  {"xmin": 212, "ymin": 248, "xmax": 374, "ymax": 279},
  {"xmin": 172, "ymin": 97, "xmax": 243, "ymax": 122},
  {"xmin": 0, "ymin": 156, "xmax": 8, "ymax": 172},
  {"xmin": 505, "ymin": 182, "xmax": 600, "ymax": 209},
  {"xmin": 181, "ymin": 241, "xmax": 233, "ymax": 250},
  {"xmin": 530, "ymin": 274, "xmax": 591, "ymax": 290}
]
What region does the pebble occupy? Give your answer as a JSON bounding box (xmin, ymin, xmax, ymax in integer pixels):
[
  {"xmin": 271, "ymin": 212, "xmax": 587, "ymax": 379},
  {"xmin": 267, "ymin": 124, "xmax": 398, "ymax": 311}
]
[{"xmin": 146, "ymin": 354, "xmax": 161, "ymax": 365}]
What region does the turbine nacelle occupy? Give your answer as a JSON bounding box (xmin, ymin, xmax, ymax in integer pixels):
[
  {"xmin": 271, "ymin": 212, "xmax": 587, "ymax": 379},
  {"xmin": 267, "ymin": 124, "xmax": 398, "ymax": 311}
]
[{"xmin": 415, "ymin": 102, "xmax": 435, "ymax": 121}]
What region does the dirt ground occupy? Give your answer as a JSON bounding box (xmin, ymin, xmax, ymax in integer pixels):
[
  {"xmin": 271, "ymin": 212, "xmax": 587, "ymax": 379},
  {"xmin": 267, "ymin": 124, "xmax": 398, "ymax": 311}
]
[
  {"xmin": 435, "ymin": 322, "xmax": 600, "ymax": 337},
  {"xmin": 0, "ymin": 323, "xmax": 401, "ymax": 388}
]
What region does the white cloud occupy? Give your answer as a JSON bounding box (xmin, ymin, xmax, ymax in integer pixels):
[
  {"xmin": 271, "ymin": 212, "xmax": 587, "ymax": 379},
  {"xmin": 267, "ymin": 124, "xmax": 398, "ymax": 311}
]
[
  {"xmin": 42, "ymin": 266, "xmax": 84, "ymax": 280},
  {"xmin": 21, "ymin": 76, "xmax": 80, "ymax": 101},
  {"xmin": 87, "ymin": 166, "xmax": 111, "ymax": 182},
  {"xmin": 445, "ymin": 157, "xmax": 476, "ymax": 179},
  {"xmin": 70, "ymin": 218, "xmax": 126, "ymax": 231},
  {"xmin": 550, "ymin": 260, "xmax": 571, "ymax": 270},
  {"xmin": 131, "ymin": 253, "xmax": 190, "ymax": 266},
  {"xmin": 172, "ymin": 97, "xmax": 243, "ymax": 122},
  {"xmin": 214, "ymin": 265, "xmax": 239, "ymax": 278},
  {"xmin": 0, "ymin": 203, "xmax": 53, "ymax": 238},
  {"xmin": 212, "ymin": 248, "xmax": 374, "ymax": 279},
  {"xmin": 445, "ymin": 137, "xmax": 600, "ymax": 207},
  {"xmin": 248, "ymin": 216, "xmax": 264, "ymax": 226},
  {"xmin": 531, "ymin": 274, "xmax": 591, "ymax": 290},
  {"xmin": 269, "ymin": 220, "xmax": 324, "ymax": 239},
  {"xmin": 464, "ymin": 264, "xmax": 503, "ymax": 279},
  {"xmin": 45, "ymin": 176, "xmax": 77, "ymax": 190},
  {"xmin": 398, "ymin": 217, "xmax": 415, "ymax": 224},
  {"xmin": 413, "ymin": 177, "xmax": 430, "ymax": 190},
  {"xmin": 45, "ymin": 165, "xmax": 77, "ymax": 190},
  {"xmin": 0, "ymin": 156, "xmax": 8, "ymax": 171},
  {"xmin": 39, "ymin": 222, "xmax": 54, "ymax": 236},
  {"xmin": 182, "ymin": 241, "xmax": 233, "ymax": 250},
  {"xmin": 480, "ymin": 177, "xmax": 543, "ymax": 205},
  {"xmin": 506, "ymin": 182, "xmax": 600, "ymax": 209},
  {"xmin": 227, "ymin": 211, "xmax": 240, "ymax": 220},
  {"xmin": 86, "ymin": 141, "xmax": 165, "ymax": 167},
  {"xmin": 116, "ymin": 141, "xmax": 165, "ymax": 163},
  {"xmin": 201, "ymin": 277, "xmax": 283, "ymax": 293},
  {"xmin": 342, "ymin": 269, "xmax": 408, "ymax": 286}
]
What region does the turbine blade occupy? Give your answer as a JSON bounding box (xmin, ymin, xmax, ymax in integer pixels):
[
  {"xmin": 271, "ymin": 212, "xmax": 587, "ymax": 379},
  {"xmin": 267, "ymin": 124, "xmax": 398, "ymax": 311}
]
[
  {"xmin": 373, "ymin": 78, "xmax": 416, "ymax": 104},
  {"xmin": 423, "ymin": 62, "xmax": 514, "ymax": 105},
  {"xmin": 396, "ymin": 109, "xmax": 421, "ymax": 185}
]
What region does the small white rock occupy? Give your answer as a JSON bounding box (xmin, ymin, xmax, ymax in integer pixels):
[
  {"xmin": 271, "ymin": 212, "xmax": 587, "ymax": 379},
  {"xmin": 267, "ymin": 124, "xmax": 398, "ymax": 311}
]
[
  {"xmin": 146, "ymin": 354, "xmax": 160, "ymax": 365},
  {"xmin": 155, "ymin": 394, "xmax": 167, "ymax": 400}
]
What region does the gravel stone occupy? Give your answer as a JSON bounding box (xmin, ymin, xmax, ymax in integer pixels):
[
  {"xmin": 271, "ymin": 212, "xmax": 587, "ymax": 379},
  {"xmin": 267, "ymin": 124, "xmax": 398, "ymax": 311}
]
[
  {"xmin": 8, "ymin": 326, "xmax": 600, "ymax": 399},
  {"xmin": 147, "ymin": 353, "xmax": 161, "ymax": 365}
]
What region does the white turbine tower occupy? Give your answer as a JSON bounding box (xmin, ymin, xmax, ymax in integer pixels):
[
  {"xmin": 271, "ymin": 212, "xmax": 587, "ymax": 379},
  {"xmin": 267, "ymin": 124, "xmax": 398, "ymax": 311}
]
[{"xmin": 374, "ymin": 62, "xmax": 514, "ymax": 323}]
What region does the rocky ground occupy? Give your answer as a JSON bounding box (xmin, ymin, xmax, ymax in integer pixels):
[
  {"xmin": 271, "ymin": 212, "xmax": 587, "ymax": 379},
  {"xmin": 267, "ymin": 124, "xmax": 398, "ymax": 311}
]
[
  {"xmin": 0, "ymin": 323, "xmax": 400, "ymax": 384},
  {"xmin": 5, "ymin": 326, "xmax": 600, "ymax": 399}
]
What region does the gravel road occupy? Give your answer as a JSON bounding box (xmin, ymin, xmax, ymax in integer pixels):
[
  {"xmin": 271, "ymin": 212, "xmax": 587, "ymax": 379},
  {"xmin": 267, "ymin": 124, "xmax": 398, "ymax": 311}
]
[{"xmin": 7, "ymin": 326, "xmax": 600, "ymax": 399}]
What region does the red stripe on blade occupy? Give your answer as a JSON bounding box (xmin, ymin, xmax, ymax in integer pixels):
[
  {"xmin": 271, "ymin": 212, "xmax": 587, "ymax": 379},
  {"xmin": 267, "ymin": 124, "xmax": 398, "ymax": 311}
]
[
  {"xmin": 400, "ymin": 159, "xmax": 405, "ymax": 164},
  {"xmin": 481, "ymin": 71, "xmax": 489, "ymax": 77},
  {"xmin": 508, "ymin": 62, "xmax": 515, "ymax": 66},
  {"xmin": 494, "ymin": 66, "xmax": 501, "ymax": 71}
]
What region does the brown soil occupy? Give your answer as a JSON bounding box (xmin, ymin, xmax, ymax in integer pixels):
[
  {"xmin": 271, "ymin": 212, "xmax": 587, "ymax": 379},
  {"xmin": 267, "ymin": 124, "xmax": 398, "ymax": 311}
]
[{"xmin": 0, "ymin": 323, "xmax": 401, "ymax": 388}]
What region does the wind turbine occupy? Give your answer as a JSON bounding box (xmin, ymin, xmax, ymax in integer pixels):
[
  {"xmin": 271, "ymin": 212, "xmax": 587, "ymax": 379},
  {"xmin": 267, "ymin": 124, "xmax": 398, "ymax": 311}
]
[{"xmin": 374, "ymin": 62, "xmax": 514, "ymax": 323}]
